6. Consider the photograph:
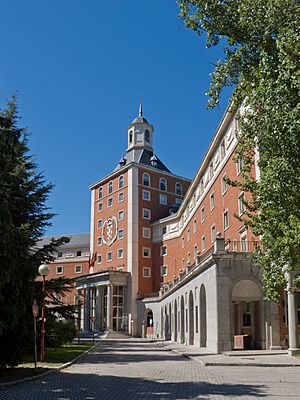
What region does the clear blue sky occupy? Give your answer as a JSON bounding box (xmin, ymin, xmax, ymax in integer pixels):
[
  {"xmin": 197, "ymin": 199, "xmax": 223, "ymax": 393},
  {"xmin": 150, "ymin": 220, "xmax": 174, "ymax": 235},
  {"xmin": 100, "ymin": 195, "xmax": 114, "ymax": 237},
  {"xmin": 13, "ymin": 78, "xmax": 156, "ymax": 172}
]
[{"xmin": 0, "ymin": 0, "xmax": 230, "ymax": 237}]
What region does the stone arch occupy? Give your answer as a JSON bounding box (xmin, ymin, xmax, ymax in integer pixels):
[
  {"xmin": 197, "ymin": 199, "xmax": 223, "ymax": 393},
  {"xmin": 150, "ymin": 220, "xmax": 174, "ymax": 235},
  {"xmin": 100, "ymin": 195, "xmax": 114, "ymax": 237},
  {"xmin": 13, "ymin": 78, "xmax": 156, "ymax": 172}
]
[
  {"xmin": 144, "ymin": 308, "xmax": 154, "ymax": 339},
  {"xmin": 174, "ymin": 299, "xmax": 178, "ymax": 342},
  {"xmin": 180, "ymin": 295, "xmax": 185, "ymax": 343},
  {"xmin": 189, "ymin": 290, "xmax": 194, "ymax": 345},
  {"xmin": 200, "ymin": 284, "xmax": 207, "ymax": 348}
]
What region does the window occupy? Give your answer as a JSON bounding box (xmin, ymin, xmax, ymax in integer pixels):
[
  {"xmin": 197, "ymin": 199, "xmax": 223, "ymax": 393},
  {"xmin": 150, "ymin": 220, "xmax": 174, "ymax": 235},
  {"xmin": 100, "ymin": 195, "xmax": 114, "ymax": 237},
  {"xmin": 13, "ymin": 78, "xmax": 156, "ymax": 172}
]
[
  {"xmin": 118, "ymin": 192, "xmax": 124, "ymax": 202},
  {"xmin": 210, "ymin": 192, "xmax": 215, "ymax": 210},
  {"xmin": 118, "ymin": 229, "xmax": 124, "ymax": 239},
  {"xmin": 143, "ymin": 247, "xmax": 151, "ymax": 258},
  {"xmin": 142, "ymin": 190, "xmax": 150, "ymax": 201},
  {"xmin": 97, "ymin": 236, "xmax": 102, "ymax": 246},
  {"xmin": 143, "ymin": 208, "xmax": 151, "ymax": 219},
  {"xmin": 76, "ymin": 250, "xmax": 82, "ymax": 257},
  {"xmin": 159, "ymin": 177, "xmax": 167, "ymax": 191},
  {"xmin": 143, "ymin": 267, "xmax": 151, "ymax": 278},
  {"xmin": 145, "ymin": 130, "xmax": 150, "ymax": 142},
  {"xmin": 75, "ymin": 265, "xmax": 82, "ymax": 273},
  {"xmin": 142, "ymin": 173, "xmax": 150, "ymax": 186},
  {"xmin": 241, "ymin": 233, "xmax": 248, "ymax": 251},
  {"xmin": 107, "ymin": 252, "xmax": 112, "ymax": 262},
  {"xmin": 236, "ymin": 155, "xmax": 244, "ymax": 175},
  {"xmin": 187, "ymin": 252, "xmax": 191, "ymax": 265},
  {"xmin": 222, "ymin": 174, "xmax": 227, "ymax": 195},
  {"xmin": 98, "ymin": 186, "xmax": 103, "ymax": 199},
  {"xmin": 162, "ymin": 226, "xmax": 167, "ymax": 235},
  {"xmin": 98, "ymin": 202, "xmax": 103, "ymax": 212},
  {"xmin": 238, "ymin": 193, "xmax": 246, "ymax": 215},
  {"xmin": 97, "ymin": 254, "xmax": 102, "ymax": 264},
  {"xmin": 160, "ymin": 245, "xmax": 167, "ymax": 256},
  {"xmin": 194, "ymin": 245, "xmax": 198, "ymax": 260},
  {"xmin": 201, "ymin": 207, "xmax": 205, "ymax": 223},
  {"xmin": 209, "ymin": 161, "xmax": 214, "ymax": 179},
  {"xmin": 224, "ymin": 210, "xmax": 229, "ymax": 230},
  {"xmin": 220, "ymin": 140, "xmax": 225, "ymax": 159},
  {"xmin": 119, "ymin": 175, "xmax": 124, "ymax": 189},
  {"xmin": 242, "ymin": 302, "xmax": 251, "ymax": 327},
  {"xmin": 57, "ymin": 251, "xmax": 63, "ymax": 258},
  {"xmin": 118, "ymin": 210, "xmax": 124, "ymax": 220},
  {"xmin": 175, "ymin": 182, "xmax": 182, "ymax": 196},
  {"xmin": 159, "ymin": 194, "xmax": 167, "ymax": 205},
  {"xmin": 161, "ymin": 265, "xmax": 168, "ymax": 276},
  {"xmin": 193, "ymin": 219, "xmax": 197, "ymax": 233},
  {"xmin": 187, "ymin": 228, "xmax": 190, "ymax": 242},
  {"xmin": 129, "ymin": 130, "xmax": 133, "ymax": 143},
  {"xmin": 143, "ymin": 227, "xmax": 151, "ymax": 238},
  {"xmin": 201, "ymin": 236, "xmax": 206, "ymax": 252},
  {"xmin": 182, "ymin": 258, "xmax": 185, "ymax": 269},
  {"xmin": 108, "ymin": 181, "xmax": 113, "ymax": 194},
  {"xmin": 117, "ymin": 248, "xmax": 124, "ymax": 259},
  {"xmin": 108, "ymin": 197, "xmax": 113, "ymax": 207},
  {"xmin": 182, "ymin": 237, "xmax": 185, "ymax": 248},
  {"xmin": 200, "ymin": 179, "xmax": 204, "ymax": 194},
  {"xmin": 98, "ymin": 219, "xmax": 103, "ymax": 229},
  {"xmin": 56, "ymin": 266, "xmax": 63, "ymax": 275},
  {"xmin": 211, "ymin": 224, "xmax": 216, "ymax": 243},
  {"xmin": 175, "ymin": 198, "xmax": 182, "ymax": 207}
]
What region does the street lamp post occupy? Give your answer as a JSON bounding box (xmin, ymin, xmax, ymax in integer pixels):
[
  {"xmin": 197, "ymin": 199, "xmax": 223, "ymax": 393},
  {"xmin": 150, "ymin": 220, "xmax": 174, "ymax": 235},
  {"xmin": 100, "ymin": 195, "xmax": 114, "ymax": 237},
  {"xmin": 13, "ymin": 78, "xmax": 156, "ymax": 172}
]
[{"xmin": 38, "ymin": 264, "xmax": 50, "ymax": 363}]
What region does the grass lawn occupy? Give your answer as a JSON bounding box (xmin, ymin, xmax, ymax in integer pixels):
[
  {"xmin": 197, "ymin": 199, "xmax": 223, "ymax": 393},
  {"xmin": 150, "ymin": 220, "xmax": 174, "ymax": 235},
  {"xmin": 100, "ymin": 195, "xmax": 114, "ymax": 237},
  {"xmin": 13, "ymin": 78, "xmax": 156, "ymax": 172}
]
[{"xmin": 0, "ymin": 343, "xmax": 93, "ymax": 384}]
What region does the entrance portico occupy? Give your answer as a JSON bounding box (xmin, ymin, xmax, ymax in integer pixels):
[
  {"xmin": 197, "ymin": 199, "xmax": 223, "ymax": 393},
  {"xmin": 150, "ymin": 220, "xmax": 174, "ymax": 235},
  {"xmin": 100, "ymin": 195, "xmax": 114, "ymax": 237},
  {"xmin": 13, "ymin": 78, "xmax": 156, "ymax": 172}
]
[{"xmin": 76, "ymin": 270, "xmax": 129, "ymax": 334}]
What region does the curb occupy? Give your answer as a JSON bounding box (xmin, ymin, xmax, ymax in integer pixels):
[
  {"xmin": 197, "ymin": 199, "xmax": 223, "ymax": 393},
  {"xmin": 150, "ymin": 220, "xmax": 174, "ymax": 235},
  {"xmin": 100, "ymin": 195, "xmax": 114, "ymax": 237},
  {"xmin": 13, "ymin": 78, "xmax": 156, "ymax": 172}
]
[
  {"xmin": 167, "ymin": 347, "xmax": 300, "ymax": 368},
  {"xmin": 0, "ymin": 343, "xmax": 97, "ymax": 388}
]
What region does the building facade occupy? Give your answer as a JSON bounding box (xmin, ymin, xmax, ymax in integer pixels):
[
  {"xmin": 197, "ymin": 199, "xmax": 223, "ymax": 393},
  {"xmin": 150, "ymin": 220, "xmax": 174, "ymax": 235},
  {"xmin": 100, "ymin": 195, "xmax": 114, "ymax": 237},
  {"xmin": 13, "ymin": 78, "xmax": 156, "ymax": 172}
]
[{"xmin": 58, "ymin": 104, "xmax": 298, "ymax": 353}]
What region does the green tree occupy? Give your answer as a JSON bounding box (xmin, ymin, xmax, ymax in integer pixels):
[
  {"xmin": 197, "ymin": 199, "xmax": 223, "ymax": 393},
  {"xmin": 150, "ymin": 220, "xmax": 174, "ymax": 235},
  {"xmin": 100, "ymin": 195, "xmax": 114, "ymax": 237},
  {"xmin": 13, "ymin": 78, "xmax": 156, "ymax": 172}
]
[
  {"xmin": 179, "ymin": 0, "xmax": 300, "ymax": 301},
  {"xmin": 0, "ymin": 98, "xmax": 68, "ymax": 367}
]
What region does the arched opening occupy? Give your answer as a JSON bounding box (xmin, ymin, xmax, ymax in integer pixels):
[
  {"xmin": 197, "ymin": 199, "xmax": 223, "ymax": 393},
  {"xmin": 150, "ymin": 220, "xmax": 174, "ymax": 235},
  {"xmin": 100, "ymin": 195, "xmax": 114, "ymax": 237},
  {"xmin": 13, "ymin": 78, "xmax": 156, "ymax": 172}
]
[
  {"xmin": 145, "ymin": 309, "xmax": 154, "ymax": 339},
  {"xmin": 232, "ymin": 279, "xmax": 262, "ymax": 350},
  {"xmin": 145, "ymin": 129, "xmax": 150, "ymax": 142},
  {"xmin": 200, "ymin": 284, "xmax": 207, "ymax": 348},
  {"xmin": 189, "ymin": 291, "xmax": 194, "ymax": 345},
  {"xmin": 159, "ymin": 177, "xmax": 167, "ymax": 191},
  {"xmin": 129, "ymin": 130, "xmax": 133, "ymax": 143},
  {"xmin": 142, "ymin": 173, "xmax": 150, "ymax": 187},
  {"xmin": 180, "ymin": 296, "xmax": 185, "ymax": 344},
  {"xmin": 174, "ymin": 299, "xmax": 178, "ymax": 342}
]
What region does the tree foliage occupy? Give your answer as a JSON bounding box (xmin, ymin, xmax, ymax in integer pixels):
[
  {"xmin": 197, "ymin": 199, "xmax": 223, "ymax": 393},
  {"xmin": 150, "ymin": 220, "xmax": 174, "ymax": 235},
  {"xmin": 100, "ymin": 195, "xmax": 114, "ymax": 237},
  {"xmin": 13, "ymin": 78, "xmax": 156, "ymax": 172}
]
[
  {"xmin": 179, "ymin": 0, "xmax": 300, "ymax": 301},
  {"xmin": 0, "ymin": 98, "xmax": 69, "ymax": 367}
]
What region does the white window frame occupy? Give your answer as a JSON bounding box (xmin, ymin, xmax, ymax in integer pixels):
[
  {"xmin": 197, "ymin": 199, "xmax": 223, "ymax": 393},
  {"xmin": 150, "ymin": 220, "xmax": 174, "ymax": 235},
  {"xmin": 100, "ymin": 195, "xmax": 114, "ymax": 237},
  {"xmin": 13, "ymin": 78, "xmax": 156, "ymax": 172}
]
[
  {"xmin": 119, "ymin": 175, "xmax": 124, "ymax": 189},
  {"xmin": 175, "ymin": 198, "xmax": 182, "ymax": 207},
  {"xmin": 98, "ymin": 186, "xmax": 103, "ymax": 199},
  {"xmin": 118, "ymin": 210, "xmax": 124, "ymax": 220},
  {"xmin": 175, "ymin": 182, "xmax": 182, "ymax": 196},
  {"xmin": 159, "ymin": 177, "xmax": 167, "ymax": 191},
  {"xmin": 142, "ymin": 227, "xmax": 151, "ymax": 238},
  {"xmin": 236, "ymin": 155, "xmax": 244, "ymax": 175},
  {"xmin": 107, "ymin": 252, "xmax": 112, "ymax": 262},
  {"xmin": 201, "ymin": 235, "xmax": 206, "ymax": 252},
  {"xmin": 108, "ymin": 180, "xmax": 113, "ymax": 194},
  {"xmin": 222, "ymin": 174, "xmax": 227, "ymax": 195},
  {"xmin": 210, "ymin": 192, "xmax": 215, "ymax": 211},
  {"xmin": 238, "ymin": 192, "xmax": 246, "ymax": 216},
  {"xmin": 160, "ymin": 245, "xmax": 167, "ymax": 256},
  {"xmin": 97, "ymin": 236, "xmax": 103, "ymax": 246},
  {"xmin": 142, "ymin": 173, "xmax": 150, "ymax": 187},
  {"xmin": 107, "ymin": 197, "xmax": 113, "ymax": 207},
  {"xmin": 142, "ymin": 208, "xmax": 151, "ymax": 219},
  {"xmin": 118, "ymin": 192, "xmax": 124, "ymax": 202},
  {"xmin": 118, "ymin": 229, "xmax": 124, "ymax": 239},
  {"xmin": 56, "ymin": 266, "xmax": 63, "ymax": 275},
  {"xmin": 142, "ymin": 190, "xmax": 151, "ymax": 201},
  {"xmin": 74, "ymin": 265, "xmax": 82, "ymax": 274},
  {"xmin": 211, "ymin": 224, "xmax": 216, "ymax": 243},
  {"xmin": 98, "ymin": 219, "xmax": 103, "ymax": 229},
  {"xmin": 159, "ymin": 194, "xmax": 167, "ymax": 205},
  {"xmin": 97, "ymin": 254, "xmax": 102, "ymax": 264},
  {"xmin": 117, "ymin": 248, "xmax": 124, "ymax": 259},
  {"xmin": 143, "ymin": 247, "xmax": 151, "ymax": 258},
  {"xmin": 201, "ymin": 206, "xmax": 205, "ymax": 223},
  {"xmin": 98, "ymin": 202, "xmax": 103, "ymax": 212},
  {"xmin": 193, "ymin": 219, "xmax": 197, "ymax": 233},
  {"xmin": 187, "ymin": 228, "xmax": 190, "ymax": 242},
  {"xmin": 143, "ymin": 267, "xmax": 151, "ymax": 278},
  {"xmin": 161, "ymin": 265, "xmax": 168, "ymax": 276},
  {"xmin": 223, "ymin": 209, "xmax": 229, "ymax": 231}
]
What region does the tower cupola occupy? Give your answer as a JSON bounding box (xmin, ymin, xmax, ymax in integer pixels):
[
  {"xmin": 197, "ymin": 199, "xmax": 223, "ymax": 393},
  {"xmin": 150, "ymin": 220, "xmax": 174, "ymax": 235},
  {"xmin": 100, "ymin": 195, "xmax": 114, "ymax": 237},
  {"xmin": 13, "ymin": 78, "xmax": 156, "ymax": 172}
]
[{"xmin": 127, "ymin": 101, "xmax": 154, "ymax": 152}]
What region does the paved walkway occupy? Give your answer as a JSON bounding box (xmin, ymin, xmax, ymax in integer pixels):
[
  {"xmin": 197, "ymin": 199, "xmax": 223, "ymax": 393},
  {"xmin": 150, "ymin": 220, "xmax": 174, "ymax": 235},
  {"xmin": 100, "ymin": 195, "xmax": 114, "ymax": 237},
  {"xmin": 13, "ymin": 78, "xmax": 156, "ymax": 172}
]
[{"xmin": 1, "ymin": 339, "xmax": 300, "ymax": 399}]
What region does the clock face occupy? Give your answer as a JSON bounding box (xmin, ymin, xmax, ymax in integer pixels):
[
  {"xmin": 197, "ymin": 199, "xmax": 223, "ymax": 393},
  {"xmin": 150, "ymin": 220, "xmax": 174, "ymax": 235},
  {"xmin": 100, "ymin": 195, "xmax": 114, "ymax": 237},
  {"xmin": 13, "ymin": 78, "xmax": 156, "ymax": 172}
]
[{"xmin": 102, "ymin": 216, "xmax": 118, "ymax": 246}]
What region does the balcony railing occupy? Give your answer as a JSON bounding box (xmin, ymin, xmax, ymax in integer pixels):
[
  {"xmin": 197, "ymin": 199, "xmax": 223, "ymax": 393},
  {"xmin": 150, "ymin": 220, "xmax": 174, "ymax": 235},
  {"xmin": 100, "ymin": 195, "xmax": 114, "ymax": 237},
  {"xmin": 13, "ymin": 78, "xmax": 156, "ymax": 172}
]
[{"xmin": 225, "ymin": 239, "xmax": 262, "ymax": 253}]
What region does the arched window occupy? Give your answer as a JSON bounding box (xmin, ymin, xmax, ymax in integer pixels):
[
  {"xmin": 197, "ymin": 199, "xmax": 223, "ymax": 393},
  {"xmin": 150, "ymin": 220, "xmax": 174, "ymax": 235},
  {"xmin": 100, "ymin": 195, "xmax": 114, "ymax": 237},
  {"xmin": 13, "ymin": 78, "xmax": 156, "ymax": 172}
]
[
  {"xmin": 159, "ymin": 177, "xmax": 167, "ymax": 191},
  {"xmin": 129, "ymin": 130, "xmax": 133, "ymax": 144},
  {"xmin": 98, "ymin": 186, "xmax": 103, "ymax": 199},
  {"xmin": 145, "ymin": 129, "xmax": 150, "ymax": 142},
  {"xmin": 108, "ymin": 181, "xmax": 113, "ymax": 194},
  {"xmin": 175, "ymin": 182, "xmax": 182, "ymax": 196},
  {"xmin": 119, "ymin": 175, "xmax": 124, "ymax": 189},
  {"xmin": 143, "ymin": 173, "xmax": 150, "ymax": 187}
]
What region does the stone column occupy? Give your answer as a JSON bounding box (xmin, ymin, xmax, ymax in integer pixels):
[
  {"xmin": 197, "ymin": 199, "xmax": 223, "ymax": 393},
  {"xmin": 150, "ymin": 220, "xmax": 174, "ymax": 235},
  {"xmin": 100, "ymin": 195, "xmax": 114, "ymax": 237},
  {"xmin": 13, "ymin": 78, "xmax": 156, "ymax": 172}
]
[
  {"xmin": 106, "ymin": 284, "xmax": 113, "ymax": 331},
  {"xmin": 287, "ymin": 276, "xmax": 300, "ymax": 354}
]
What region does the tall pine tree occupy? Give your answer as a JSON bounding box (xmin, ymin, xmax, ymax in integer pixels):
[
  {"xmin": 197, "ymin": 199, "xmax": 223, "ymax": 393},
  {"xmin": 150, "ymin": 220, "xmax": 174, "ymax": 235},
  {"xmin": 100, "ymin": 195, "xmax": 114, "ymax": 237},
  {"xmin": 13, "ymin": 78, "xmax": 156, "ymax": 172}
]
[{"xmin": 0, "ymin": 98, "xmax": 67, "ymax": 367}]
